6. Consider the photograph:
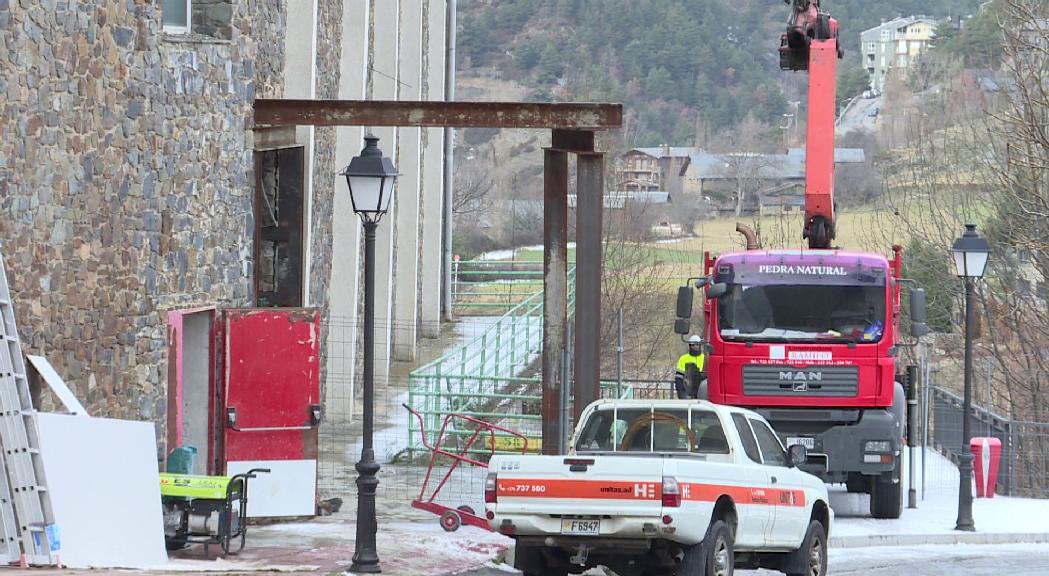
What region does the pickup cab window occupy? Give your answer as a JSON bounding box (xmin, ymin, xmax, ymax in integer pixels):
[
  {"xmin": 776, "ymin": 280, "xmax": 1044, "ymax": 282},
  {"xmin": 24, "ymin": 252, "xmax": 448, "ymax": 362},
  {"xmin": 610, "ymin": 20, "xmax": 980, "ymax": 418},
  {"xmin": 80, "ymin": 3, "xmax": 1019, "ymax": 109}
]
[
  {"xmin": 731, "ymin": 413, "xmax": 762, "ymax": 464},
  {"xmin": 749, "ymin": 418, "xmax": 788, "ymax": 467},
  {"xmin": 574, "ymin": 406, "xmax": 730, "ymax": 454}
]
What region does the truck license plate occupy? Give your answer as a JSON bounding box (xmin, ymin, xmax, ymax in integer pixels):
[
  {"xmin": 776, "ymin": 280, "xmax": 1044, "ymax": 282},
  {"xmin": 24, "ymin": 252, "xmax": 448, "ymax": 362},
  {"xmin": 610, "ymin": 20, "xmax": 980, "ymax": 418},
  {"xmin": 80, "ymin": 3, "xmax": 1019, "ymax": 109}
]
[
  {"xmin": 560, "ymin": 518, "xmax": 601, "ymax": 535},
  {"xmin": 787, "ymin": 436, "xmax": 815, "ymax": 450}
]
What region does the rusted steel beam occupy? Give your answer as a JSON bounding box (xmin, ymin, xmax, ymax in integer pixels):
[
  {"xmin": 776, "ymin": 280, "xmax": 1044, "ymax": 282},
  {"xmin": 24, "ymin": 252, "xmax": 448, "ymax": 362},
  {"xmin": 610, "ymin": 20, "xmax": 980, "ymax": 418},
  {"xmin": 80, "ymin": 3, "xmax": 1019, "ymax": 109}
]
[
  {"xmin": 550, "ymin": 129, "xmax": 595, "ymax": 153},
  {"xmin": 574, "ymin": 152, "xmax": 604, "ymax": 420},
  {"xmin": 254, "ymin": 99, "xmax": 623, "ymax": 130},
  {"xmin": 542, "ymin": 148, "xmax": 569, "ymax": 456}
]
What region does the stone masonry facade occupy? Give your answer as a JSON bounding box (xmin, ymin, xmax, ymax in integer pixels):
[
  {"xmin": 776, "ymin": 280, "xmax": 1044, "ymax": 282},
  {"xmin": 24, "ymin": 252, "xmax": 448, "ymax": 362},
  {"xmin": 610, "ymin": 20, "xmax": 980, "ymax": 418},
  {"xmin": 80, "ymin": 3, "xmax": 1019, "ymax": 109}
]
[{"xmin": 0, "ymin": 0, "xmax": 340, "ymax": 453}]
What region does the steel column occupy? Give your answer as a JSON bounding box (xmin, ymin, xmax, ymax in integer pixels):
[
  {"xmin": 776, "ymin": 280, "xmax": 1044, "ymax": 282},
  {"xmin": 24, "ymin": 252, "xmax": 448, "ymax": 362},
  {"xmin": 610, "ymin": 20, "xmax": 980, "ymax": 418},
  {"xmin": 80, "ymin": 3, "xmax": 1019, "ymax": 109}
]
[
  {"xmin": 542, "ymin": 148, "xmax": 569, "ymax": 456},
  {"xmin": 574, "ymin": 151, "xmax": 604, "ymax": 420}
]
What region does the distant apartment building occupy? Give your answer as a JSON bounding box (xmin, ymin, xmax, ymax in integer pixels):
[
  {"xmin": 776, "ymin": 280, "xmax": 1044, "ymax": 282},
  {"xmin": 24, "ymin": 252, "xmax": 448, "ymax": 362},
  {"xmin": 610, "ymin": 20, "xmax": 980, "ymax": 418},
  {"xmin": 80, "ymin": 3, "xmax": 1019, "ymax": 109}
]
[{"xmin": 860, "ymin": 16, "xmax": 938, "ymax": 92}]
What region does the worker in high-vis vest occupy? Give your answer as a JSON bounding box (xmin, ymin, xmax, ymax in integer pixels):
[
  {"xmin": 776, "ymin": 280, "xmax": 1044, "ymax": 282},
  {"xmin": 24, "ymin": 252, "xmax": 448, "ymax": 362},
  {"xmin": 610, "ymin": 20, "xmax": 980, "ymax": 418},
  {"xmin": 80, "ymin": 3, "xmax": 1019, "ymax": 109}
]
[{"xmin": 675, "ymin": 335, "xmax": 706, "ymax": 399}]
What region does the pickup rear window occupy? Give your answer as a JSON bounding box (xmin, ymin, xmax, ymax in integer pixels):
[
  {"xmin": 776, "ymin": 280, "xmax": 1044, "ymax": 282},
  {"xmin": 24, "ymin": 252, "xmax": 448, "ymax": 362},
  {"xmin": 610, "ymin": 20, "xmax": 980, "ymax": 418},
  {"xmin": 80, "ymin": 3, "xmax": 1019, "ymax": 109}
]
[{"xmin": 574, "ymin": 407, "xmax": 730, "ymax": 454}]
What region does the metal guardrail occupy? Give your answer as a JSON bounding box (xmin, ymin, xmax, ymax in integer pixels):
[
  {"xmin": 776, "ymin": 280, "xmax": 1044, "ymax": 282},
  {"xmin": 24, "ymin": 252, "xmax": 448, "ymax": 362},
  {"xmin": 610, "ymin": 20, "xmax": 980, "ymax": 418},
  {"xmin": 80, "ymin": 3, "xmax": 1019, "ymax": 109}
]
[
  {"xmin": 931, "ymin": 385, "xmax": 1049, "ymax": 498},
  {"xmin": 410, "ymin": 266, "xmax": 663, "ymax": 458},
  {"xmin": 452, "ymin": 260, "xmax": 567, "ymax": 315}
]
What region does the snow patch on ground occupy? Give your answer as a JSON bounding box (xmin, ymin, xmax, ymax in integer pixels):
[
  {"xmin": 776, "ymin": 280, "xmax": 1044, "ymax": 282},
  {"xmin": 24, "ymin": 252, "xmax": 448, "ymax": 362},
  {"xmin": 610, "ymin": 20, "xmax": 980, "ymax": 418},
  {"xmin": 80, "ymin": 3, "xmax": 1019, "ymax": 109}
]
[{"xmin": 476, "ymin": 243, "xmax": 577, "ymax": 261}]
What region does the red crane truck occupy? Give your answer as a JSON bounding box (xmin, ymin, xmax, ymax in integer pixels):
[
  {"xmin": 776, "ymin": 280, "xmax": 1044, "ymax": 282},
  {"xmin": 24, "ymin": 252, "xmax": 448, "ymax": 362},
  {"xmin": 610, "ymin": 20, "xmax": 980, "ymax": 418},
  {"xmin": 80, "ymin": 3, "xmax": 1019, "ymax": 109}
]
[{"xmin": 674, "ymin": 0, "xmax": 927, "ymax": 519}]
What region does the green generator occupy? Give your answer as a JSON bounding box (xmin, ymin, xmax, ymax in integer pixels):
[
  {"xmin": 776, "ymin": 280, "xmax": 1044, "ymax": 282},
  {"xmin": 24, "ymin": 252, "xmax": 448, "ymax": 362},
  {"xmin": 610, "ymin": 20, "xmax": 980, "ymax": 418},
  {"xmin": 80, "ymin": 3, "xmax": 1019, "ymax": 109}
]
[{"xmin": 159, "ymin": 468, "xmax": 269, "ymax": 555}]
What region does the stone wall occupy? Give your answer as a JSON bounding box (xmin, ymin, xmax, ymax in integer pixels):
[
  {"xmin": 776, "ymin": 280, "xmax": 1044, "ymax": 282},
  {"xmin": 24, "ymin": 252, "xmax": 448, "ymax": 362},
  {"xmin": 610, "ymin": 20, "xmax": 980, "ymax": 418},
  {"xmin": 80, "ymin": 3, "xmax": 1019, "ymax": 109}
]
[{"xmin": 0, "ymin": 0, "xmax": 286, "ymax": 449}]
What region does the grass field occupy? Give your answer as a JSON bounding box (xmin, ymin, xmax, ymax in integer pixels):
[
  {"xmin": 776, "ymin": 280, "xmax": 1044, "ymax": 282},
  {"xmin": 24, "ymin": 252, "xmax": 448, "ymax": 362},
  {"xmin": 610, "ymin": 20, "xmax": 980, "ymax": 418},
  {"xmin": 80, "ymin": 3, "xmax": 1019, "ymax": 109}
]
[{"xmin": 465, "ymin": 205, "xmax": 934, "ymax": 295}]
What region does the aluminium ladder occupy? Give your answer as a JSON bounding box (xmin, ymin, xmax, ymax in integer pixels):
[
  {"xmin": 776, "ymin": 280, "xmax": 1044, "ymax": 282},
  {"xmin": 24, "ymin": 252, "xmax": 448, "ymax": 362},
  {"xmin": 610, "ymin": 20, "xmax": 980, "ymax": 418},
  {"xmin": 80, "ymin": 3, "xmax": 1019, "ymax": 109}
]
[{"xmin": 0, "ymin": 249, "xmax": 56, "ymax": 565}]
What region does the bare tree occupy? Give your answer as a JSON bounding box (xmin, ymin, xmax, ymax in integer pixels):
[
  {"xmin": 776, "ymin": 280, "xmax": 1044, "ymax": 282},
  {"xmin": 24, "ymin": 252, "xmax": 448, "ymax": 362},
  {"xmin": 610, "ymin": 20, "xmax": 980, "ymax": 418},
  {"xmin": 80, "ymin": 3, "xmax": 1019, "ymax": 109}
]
[
  {"xmin": 600, "ymin": 206, "xmax": 678, "ymax": 381},
  {"xmin": 452, "ymin": 165, "xmax": 493, "ymax": 216},
  {"xmin": 856, "ymin": 0, "xmax": 1049, "ymax": 431}
]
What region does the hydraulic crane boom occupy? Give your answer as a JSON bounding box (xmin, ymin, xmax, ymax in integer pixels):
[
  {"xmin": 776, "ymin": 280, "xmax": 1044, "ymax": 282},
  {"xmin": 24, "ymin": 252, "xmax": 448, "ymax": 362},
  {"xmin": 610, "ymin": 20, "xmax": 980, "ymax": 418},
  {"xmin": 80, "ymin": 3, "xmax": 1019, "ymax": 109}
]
[{"xmin": 779, "ymin": 0, "xmax": 843, "ymax": 249}]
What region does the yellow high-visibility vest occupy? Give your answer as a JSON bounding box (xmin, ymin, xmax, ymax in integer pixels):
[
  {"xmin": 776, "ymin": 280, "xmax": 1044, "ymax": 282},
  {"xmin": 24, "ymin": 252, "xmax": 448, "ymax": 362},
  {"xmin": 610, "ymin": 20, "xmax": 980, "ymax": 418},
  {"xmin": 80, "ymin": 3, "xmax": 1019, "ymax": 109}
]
[{"xmin": 676, "ymin": 352, "xmax": 705, "ymax": 375}]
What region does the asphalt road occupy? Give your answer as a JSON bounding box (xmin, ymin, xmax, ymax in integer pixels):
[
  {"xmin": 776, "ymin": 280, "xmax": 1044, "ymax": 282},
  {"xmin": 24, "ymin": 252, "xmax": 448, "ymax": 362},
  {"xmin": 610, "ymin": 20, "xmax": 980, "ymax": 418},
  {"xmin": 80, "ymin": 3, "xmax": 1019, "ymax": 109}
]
[
  {"xmin": 836, "ymin": 94, "xmax": 881, "ymax": 135},
  {"xmin": 457, "ymin": 543, "xmax": 1049, "ymax": 576}
]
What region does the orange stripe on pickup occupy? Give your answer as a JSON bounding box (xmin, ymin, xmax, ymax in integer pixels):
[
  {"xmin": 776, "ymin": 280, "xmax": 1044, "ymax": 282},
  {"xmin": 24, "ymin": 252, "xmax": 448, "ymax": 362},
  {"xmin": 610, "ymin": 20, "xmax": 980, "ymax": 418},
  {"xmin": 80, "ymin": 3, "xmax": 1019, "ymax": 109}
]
[
  {"xmin": 497, "ymin": 479, "xmax": 661, "ymax": 500},
  {"xmin": 496, "ymin": 479, "xmax": 806, "ymax": 507},
  {"xmin": 683, "ymin": 483, "xmax": 806, "ymax": 507}
]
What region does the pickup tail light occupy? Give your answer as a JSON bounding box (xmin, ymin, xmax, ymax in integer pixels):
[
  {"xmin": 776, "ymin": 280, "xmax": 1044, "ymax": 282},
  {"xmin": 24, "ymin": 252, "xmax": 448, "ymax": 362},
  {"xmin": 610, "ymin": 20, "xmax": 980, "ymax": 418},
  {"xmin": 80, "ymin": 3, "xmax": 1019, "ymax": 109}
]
[
  {"xmin": 661, "ymin": 476, "xmax": 681, "ymax": 507},
  {"xmin": 484, "ymin": 472, "xmax": 498, "ymax": 504}
]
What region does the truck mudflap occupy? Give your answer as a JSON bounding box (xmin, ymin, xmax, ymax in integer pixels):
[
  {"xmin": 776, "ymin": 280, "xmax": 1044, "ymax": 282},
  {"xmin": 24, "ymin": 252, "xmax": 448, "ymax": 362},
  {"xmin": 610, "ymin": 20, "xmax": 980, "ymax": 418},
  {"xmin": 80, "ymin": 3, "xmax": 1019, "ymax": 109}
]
[{"xmin": 760, "ymin": 407, "xmax": 901, "ymax": 480}]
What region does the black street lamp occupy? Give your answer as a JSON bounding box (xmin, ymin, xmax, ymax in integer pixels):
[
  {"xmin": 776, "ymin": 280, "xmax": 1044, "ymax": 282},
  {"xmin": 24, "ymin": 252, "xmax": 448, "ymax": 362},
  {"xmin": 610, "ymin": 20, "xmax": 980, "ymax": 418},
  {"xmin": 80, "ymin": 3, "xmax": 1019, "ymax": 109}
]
[
  {"xmin": 343, "ymin": 135, "xmax": 398, "ymax": 573},
  {"xmin": 951, "ymin": 223, "xmax": 990, "ymax": 532}
]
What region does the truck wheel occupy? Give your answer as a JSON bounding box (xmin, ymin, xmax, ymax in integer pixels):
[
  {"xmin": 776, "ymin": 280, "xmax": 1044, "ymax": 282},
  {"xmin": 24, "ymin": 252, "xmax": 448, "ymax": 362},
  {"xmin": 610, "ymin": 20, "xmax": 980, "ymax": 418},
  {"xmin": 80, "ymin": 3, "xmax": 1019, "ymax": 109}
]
[
  {"xmin": 787, "ymin": 520, "xmax": 827, "ymax": 576},
  {"xmin": 681, "ymin": 519, "xmax": 734, "ymax": 576},
  {"xmin": 870, "ymin": 463, "xmax": 903, "ymax": 519},
  {"xmin": 845, "ymin": 474, "xmax": 868, "ymax": 494}
]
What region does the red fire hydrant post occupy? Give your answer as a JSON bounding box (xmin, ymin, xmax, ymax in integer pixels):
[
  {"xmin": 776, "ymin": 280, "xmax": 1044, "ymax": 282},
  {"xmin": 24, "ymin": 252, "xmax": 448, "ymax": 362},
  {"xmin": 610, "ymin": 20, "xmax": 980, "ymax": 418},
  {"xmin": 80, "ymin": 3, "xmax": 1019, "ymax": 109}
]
[{"xmin": 970, "ymin": 437, "xmax": 1002, "ymax": 498}]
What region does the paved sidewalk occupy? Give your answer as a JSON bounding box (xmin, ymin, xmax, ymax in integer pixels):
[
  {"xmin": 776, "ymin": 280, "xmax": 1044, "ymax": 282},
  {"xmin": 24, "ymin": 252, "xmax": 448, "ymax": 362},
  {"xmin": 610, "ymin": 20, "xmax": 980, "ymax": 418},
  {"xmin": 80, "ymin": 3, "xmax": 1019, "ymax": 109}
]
[{"xmin": 830, "ymin": 448, "xmax": 1049, "ymax": 548}]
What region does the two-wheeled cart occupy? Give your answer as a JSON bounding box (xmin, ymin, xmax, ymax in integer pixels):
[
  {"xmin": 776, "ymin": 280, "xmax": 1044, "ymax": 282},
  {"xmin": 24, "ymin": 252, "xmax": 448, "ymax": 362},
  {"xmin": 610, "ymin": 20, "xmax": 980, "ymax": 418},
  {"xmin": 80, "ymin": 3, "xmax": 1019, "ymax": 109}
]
[{"xmin": 403, "ymin": 403, "xmax": 530, "ymax": 532}]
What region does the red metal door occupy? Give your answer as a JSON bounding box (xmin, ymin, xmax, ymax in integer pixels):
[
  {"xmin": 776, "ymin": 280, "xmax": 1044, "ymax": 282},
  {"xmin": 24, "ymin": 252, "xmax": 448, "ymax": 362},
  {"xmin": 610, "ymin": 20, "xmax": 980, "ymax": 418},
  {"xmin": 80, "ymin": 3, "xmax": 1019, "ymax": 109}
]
[{"xmin": 221, "ymin": 308, "xmax": 321, "ymax": 517}]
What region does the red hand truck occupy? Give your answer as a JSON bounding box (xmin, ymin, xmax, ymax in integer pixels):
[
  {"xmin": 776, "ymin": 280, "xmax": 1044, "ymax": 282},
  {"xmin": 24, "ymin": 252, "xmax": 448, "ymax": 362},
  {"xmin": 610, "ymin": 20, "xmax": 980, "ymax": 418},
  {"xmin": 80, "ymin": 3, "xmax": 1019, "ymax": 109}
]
[{"xmin": 403, "ymin": 403, "xmax": 530, "ymax": 532}]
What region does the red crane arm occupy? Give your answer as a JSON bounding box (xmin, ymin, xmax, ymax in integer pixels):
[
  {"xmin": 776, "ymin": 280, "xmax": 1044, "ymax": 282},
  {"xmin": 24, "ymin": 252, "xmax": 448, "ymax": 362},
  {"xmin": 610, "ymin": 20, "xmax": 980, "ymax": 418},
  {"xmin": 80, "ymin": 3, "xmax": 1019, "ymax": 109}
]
[{"xmin": 779, "ymin": 0, "xmax": 843, "ymax": 249}]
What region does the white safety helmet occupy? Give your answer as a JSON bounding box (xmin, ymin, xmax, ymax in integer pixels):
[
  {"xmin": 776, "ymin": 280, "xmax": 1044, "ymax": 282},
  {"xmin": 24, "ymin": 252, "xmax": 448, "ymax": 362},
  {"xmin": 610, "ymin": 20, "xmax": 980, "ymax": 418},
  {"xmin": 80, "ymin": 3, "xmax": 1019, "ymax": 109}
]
[{"xmin": 687, "ymin": 335, "xmax": 703, "ymax": 344}]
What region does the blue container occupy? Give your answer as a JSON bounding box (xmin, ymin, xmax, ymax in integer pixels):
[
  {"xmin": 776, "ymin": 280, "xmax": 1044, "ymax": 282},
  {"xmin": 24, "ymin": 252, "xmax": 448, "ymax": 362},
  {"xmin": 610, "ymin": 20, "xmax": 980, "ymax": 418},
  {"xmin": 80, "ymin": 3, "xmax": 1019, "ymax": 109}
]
[{"xmin": 166, "ymin": 445, "xmax": 198, "ymax": 475}]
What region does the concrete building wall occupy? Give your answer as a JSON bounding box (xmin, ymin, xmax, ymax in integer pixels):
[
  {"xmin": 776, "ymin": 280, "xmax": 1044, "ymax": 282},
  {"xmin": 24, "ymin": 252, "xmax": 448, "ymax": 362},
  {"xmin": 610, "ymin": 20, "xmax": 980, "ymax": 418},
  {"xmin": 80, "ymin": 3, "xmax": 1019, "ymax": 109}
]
[
  {"xmin": 392, "ymin": 0, "xmax": 424, "ymax": 362},
  {"xmin": 370, "ymin": 0, "xmax": 400, "ymax": 382},
  {"xmin": 326, "ymin": 0, "xmax": 369, "ymax": 424},
  {"xmin": 419, "ymin": 0, "xmax": 447, "ymax": 338}
]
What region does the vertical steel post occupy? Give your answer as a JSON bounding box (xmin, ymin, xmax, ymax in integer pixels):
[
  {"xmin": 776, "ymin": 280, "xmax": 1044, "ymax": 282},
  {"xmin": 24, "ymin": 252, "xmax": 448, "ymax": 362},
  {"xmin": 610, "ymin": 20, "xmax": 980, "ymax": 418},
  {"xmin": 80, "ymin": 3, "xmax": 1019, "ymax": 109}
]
[
  {"xmin": 560, "ymin": 342, "xmax": 570, "ymax": 455},
  {"xmin": 955, "ymin": 278, "xmax": 976, "ymax": 532},
  {"xmin": 351, "ymin": 220, "xmax": 381, "ymax": 573},
  {"xmin": 441, "ymin": 0, "xmax": 457, "ymax": 322},
  {"xmin": 574, "ymin": 151, "xmax": 604, "ymax": 419},
  {"xmin": 542, "ymin": 147, "xmax": 569, "ymax": 455},
  {"xmin": 923, "ymin": 342, "xmax": 930, "ymax": 500},
  {"xmin": 617, "ymin": 309, "xmax": 624, "ymax": 398},
  {"xmin": 907, "ymin": 364, "xmax": 919, "ymax": 509}
]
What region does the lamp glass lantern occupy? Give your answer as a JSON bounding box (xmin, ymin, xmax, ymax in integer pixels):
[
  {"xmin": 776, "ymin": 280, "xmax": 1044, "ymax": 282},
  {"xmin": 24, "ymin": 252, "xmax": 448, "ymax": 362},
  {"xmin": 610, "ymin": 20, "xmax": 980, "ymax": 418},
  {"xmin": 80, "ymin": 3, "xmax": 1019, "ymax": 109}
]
[
  {"xmin": 342, "ymin": 135, "xmax": 399, "ymax": 223},
  {"xmin": 951, "ymin": 223, "xmax": 991, "ymax": 279}
]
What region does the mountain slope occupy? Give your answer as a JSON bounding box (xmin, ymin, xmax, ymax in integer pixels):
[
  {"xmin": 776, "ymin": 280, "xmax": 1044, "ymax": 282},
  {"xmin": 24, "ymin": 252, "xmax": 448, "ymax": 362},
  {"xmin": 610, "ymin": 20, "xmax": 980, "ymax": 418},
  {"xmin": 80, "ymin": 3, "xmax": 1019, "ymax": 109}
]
[{"xmin": 457, "ymin": 0, "xmax": 985, "ymax": 145}]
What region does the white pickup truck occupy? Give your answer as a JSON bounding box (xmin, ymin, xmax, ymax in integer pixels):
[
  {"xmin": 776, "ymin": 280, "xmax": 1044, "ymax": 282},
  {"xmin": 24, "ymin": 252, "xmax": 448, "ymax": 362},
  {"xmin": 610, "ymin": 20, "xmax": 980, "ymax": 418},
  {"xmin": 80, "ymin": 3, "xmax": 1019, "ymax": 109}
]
[{"xmin": 485, "ymin": 399, "xmax": 831, "ymax": 576}]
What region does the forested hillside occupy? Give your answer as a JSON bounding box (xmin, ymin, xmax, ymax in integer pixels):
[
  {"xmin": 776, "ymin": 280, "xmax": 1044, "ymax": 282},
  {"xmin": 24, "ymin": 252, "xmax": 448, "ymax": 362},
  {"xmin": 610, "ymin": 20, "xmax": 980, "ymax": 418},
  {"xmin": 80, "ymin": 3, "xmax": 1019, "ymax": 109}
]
[{"xmin": 458, "ymin": 0, "xmax": 985, "ymax": 145}]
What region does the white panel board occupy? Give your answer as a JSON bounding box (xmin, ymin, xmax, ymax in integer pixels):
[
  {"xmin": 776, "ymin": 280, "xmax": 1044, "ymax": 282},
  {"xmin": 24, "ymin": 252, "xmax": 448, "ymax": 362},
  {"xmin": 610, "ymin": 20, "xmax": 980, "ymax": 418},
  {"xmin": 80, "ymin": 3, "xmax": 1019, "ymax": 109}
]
[
  {"xmin": 227, "ymin": 459, "xmax": 316, "ymax": 518},
  {"xmin": 36, "ymin": 414, "xmax": 167, "ymax": 568}
]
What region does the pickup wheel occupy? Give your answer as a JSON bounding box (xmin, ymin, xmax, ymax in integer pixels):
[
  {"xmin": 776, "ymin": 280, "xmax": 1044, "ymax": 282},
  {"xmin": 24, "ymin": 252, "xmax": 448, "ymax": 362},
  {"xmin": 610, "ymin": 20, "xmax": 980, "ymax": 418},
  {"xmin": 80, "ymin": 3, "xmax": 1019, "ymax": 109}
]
[
  {"xmin": 513, "ymin": 545, "xmax": 550, "ymax": 576},
  {"xmin": 681, "ymin": 519, "xmax": 734, "ymax": 576},
  {"xmin": 787, "ymin": 520, "xmax": 827, "ymax": 576}
]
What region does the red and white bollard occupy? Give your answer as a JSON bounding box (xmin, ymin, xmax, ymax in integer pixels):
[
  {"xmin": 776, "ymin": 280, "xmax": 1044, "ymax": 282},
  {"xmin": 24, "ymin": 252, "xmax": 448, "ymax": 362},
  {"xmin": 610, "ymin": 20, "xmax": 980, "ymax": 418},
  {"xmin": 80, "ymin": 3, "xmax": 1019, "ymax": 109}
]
[{"xmin": 971, "ymin": 437, "xmax": 1002, "ymax": 498}]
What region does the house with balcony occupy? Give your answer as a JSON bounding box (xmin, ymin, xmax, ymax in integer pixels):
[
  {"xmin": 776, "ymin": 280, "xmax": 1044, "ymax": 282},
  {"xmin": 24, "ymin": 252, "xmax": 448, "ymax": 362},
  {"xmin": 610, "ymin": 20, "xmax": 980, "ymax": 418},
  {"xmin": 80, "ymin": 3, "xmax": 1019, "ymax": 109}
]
[{"xmin": 614, "ymin": 146, "xmax": 698, "ymax": 198}]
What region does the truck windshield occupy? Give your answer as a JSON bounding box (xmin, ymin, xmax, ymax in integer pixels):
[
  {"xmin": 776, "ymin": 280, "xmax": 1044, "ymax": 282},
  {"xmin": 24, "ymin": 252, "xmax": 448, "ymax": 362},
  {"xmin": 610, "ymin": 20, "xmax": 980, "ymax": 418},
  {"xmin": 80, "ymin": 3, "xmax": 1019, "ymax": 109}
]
[
  {"xmin": 718, "ymin": 283, "xmax": 887, "ymax": 343},
  {"xmin": 574, "ymin": 407, "xmax": 730, "ymax": 454}
]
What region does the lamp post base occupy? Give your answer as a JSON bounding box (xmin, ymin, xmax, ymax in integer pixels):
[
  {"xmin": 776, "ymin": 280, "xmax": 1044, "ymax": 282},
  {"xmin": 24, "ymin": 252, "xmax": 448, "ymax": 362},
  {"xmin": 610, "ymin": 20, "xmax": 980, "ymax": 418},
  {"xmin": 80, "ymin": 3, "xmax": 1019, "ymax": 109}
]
[{"xmin": 955, "ymin": 452, "xmax": 976, "ymax": 532}]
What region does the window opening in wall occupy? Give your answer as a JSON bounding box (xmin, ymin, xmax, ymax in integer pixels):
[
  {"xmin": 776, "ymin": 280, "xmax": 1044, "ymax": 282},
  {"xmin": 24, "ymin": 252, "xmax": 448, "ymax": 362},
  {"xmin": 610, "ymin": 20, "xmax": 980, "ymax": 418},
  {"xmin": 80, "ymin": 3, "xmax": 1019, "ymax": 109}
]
[
  {"xmin": 254, "ymin": 147, "xmax": 306, "ymax": 307},
  {"xmin": 163, "ymin": 0, "xmax": 192, "ymax": 34},
  {"xmin": 162, "ymin": 0, "xmax": 234, "ymax": 40}
]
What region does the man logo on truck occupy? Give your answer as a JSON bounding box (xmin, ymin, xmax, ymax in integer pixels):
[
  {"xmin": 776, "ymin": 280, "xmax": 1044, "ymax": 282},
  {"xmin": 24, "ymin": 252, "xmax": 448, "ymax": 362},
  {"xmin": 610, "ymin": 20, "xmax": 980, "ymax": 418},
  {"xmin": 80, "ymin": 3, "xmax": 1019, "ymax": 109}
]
[{"xmin": 779, "ymin": 371, "xmax": 823, "ymax": 382}]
